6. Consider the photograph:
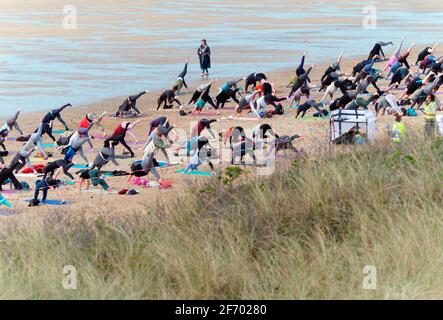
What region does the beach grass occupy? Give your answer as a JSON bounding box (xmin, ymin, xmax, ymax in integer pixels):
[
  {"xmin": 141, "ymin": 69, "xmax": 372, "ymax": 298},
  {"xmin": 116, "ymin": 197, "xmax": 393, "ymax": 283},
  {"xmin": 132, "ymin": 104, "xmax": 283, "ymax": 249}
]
[{"xmin": 0, "ymin": 133, "xmax": 441, "ymax": 299}]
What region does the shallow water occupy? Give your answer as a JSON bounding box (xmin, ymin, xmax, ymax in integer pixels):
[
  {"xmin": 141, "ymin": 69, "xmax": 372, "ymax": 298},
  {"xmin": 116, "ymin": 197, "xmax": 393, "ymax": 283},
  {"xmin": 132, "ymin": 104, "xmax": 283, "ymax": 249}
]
[{"xmin": 0, "ymin": 0, "xmax": 442, "ymax": 115}]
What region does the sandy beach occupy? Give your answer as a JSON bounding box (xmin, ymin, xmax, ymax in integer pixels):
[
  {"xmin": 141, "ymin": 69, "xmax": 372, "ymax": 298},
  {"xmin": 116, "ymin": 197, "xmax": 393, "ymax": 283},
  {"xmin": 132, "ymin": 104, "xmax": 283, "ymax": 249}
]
[
  {"xmin": 0, "ymin": 0, "xmax": 440, "ymax": 218},
  {"xmin": 0, "ymin": 50, "xmax": 436, "ymax": 221}
]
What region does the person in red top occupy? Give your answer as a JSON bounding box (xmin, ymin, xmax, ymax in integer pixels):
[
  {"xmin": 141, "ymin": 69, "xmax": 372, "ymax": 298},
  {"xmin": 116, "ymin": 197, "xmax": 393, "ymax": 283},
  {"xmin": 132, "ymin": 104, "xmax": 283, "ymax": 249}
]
[
  {"xmin": 78, "ymin": 112, "xmax": 107, "ymax": 137},
  {"xmin": 106, "ymin": 120, "xmax": 140, "ymax": 158},
  {"xmin": 79, "ymin": 114, "xmax": 94, "ymax": 129},
  {"xmin": 254, "ymin": 79, "xmax": 274, "ymax": 97}
]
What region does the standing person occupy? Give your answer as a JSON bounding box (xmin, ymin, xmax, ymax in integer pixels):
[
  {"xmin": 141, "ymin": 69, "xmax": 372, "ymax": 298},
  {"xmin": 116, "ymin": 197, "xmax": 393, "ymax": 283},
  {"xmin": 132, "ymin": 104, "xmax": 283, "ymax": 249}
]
[
  {"xmin": 197, "ymin": 39, "xmax": 211, "ymax": 78},
  {"xmin": 390, "ymin": 113, "xmax": 407, "ymax": 143},
  {"xmin": 423, "ymin": 94, "xmax": 437, "ymax": 138}
]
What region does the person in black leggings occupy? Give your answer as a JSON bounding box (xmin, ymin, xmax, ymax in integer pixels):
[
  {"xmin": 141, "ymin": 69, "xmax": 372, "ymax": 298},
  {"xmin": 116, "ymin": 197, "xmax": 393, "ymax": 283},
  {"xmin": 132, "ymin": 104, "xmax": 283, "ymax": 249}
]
[
  {"xmin": 174, "ymin": 58, "xmax": 189, "ymax": 95},
  {"xmin": 329, "ymin": 91, "xmax": 357, "ymax": 111},
  {"xmin": 39, "ymin": 103, "xmax": 71, "ymax": 141},
  {"xmin": 245, "ymin": 73, "xmax": 267, "ymax": 92},
  {"xmin": 289, "ymin": 65, "xmax": 314, "ymax": 97},
  {"xmin": 190, "ymin": 80, "xmax": 220, "ymax": 115},
  {"xmin": 367, "ymin": 41, "xmax": 393, "ymax": 60},
  {"xmin": 0, "ymin": 166, "xmax": 22, "ymax": 191},
  {"xmin": 29, "ymin": 176, "xmax": 62, "ymax": 206},
  {"xmin": 216, "ymin": 87, "xmax": 240, "ymax": 109},
  {"xmin": 295, "ymin": 100, "xmax": 325, "ymax": 118},
  {"xmin": 115, "ymin": 90, "xmax": 148, "ymax": 117},
  {"xmin": 43, "ymin": 159, "xmax": 75, "ymax": 180},
  {"xmin": 157, "ymin": 87, "xmax": 182, "ymax": 110},
  {"xmin": 187, "ymin": 82, "xmax": 212, "ymax": 106},
  {"xmin": 415, "ymin": 44, "xmax": 438, "ymax": 65},
  {"xmin": 106, "ymin": 121, "xmax": 139, "ymax": 158}
]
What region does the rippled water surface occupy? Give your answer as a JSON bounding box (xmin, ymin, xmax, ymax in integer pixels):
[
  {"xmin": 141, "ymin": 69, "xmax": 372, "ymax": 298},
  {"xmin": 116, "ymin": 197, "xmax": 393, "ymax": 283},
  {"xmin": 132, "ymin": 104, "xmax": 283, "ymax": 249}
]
[{"xmin": 0, "ymin": 0, "xmax": 441, "ymax": 114}]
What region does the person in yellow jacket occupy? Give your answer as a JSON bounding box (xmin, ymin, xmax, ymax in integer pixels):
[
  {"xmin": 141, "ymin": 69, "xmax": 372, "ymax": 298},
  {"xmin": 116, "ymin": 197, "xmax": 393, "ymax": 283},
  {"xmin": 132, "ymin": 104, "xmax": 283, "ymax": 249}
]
[
  {"xmin": 390, "ymin": 113, "xmax": 406, "ymax": 143},
  {"xmin": 423, "ymin": 94, "xmax": 437, "ymax": 138}
]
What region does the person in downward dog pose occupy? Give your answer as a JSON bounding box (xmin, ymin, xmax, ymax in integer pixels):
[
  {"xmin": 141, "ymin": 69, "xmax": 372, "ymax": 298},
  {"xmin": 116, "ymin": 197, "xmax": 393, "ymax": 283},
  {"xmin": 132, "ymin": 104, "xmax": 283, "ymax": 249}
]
[
  {"xmin": 244, "ymin": 72, "xmax": 267, "ymax": 92},
  {"xmin": 382, "ymin": 37, "xmax": 405, "ymax": 74},
  {"xmin": 157, "ymin": 87, "xmax": 182, "ymax": 111},
  {"xmin": 115, "ymin": 91, "xmax": 149, "ymax": 117},
  {"xmin": 39, "ymin": 103, "xmax": 71, "ymax": 141},
  {"xmin": 367, "ymin": 41, "xmax": 393, "ymax": 61},
  {"xmin": 415, "ymin": 43, "xmax": 438, "ymax": 65},
  {"xmin": 189, "ymin": 80, "xmax": 220, "ymax": 115},
  {"xmin": 106, "ymin": 121, "xmax": 140, "ymax": 158},
  {"xmin": 88, "ymin": 139, "xmax": 120, "ymax": 172}
]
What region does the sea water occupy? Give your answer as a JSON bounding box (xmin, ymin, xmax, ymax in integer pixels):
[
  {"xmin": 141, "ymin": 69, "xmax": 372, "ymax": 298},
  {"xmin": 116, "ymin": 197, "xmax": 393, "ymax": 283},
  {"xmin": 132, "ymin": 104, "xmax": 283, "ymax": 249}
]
[{"xmin": 0, "ymin": 0, "xmax": 441, "ymax": 115}]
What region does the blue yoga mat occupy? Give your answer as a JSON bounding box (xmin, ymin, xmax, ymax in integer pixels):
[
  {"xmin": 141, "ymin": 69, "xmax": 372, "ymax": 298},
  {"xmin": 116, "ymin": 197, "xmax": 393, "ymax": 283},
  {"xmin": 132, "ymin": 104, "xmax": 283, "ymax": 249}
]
[
  {"xmin": 52, "ymin": 130, "xmax": 66, "ymax": 135},
  {"xmin": 175, "ymin": 169, "xmax": 213, "ymax": 176}
]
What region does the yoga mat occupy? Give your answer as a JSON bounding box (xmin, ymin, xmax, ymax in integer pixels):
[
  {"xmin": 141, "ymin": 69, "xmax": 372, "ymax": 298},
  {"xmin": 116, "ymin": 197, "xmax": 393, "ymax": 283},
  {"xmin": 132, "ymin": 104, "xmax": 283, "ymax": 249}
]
[
  {"xmin": 24, "ymin": 199, "xmax": 71, "ymax": 206},
  {"xmin": 52, "ymin": 130, "xmax": 66, "ymax": 135},
  {"xmin": 62, "ymin": 180, "xmax": 76, "ymax": 185},
  {"xmin": 0, "ymin": 210, "xmax": 16, "ymax": 216},
  {"xmin": 175, "ymin": 169, "xmax": 213, "ymax": 176},
  {"xmin": 132, "ymin": 160, "xmax": 177, "ymax": 168},
  {"xmin": 0, "ymin": 194, "xmax": 13, "ymax": 208},
  {"xmin": 128, "ymin": 141, "xmax": 146, "ymax": 145},
  {"xmin": 102, "ymin": 172, "xmax": 114, "ymax": 177},
  {"xmin": 221, "ymin": 116, "xmax": 259, "ymax": 121},
  {"xmin": 42, "ymin": 143, "xmax": 58, "ymax": 148},
  {"xmin": 72, "ymin": 164, "xmax": 89, "ymax": 169},
  {"xmin": 189, "ymin": 112, "xmax": 219, "ymax": 117},
  {"xmin": 0, "ymin": 189, "xmax": 20, "ymax": 194}
]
